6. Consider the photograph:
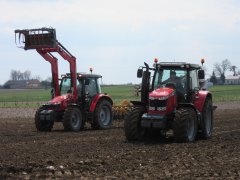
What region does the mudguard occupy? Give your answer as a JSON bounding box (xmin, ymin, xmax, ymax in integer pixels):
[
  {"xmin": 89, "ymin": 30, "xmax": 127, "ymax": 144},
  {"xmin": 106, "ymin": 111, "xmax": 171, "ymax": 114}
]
[
  {"xmin": 194, "ymin": 90, "xmax": 212, "ymax": 112},
  {"xmin": 89, "ymin": 94, "xmax": 113, "ymax": 113}
]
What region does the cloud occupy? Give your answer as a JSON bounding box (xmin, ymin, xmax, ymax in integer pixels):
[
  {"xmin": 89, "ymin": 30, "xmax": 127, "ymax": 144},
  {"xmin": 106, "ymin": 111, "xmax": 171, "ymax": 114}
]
[
  {"xmin": 0, "ymin": 0, "xmax": 240, "ymax": 84},
  {"xmin": 1, "ymin": 0, "xmax": 240, "ymax": 29}
]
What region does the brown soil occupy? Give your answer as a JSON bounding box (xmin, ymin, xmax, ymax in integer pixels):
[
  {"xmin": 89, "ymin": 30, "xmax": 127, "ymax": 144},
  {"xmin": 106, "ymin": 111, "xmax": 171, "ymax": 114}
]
[{"xmin": 0, "ymin": 107, "xmax": 240, "ymax": 179}]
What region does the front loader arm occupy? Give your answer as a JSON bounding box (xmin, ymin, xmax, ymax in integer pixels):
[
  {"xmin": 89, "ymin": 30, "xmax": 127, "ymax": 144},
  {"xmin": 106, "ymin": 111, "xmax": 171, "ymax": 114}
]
[
  {"xmin": 15, "ymin": 28, "xmax": 78, "ymax": 102},
  {"xmin": 37, "ymin": 50, "xmax": 60, "ymax": 97}
]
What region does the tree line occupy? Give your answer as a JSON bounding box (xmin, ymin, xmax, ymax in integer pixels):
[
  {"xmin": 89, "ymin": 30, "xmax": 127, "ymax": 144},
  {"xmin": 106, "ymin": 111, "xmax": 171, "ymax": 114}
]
[
  {"xmin": 10, "ymin": 70, "xmax": 42, "ymax": 81},
  {"xmin": 210, "ymin": 59, "xmax": 239, "ymax": 85},
  {"xmin": 10, "ymin": 70, "xmax": 31, "ymax": 81},
  {"xmin": 0, "ymin": 70, "xmax": 52, "ymax": 89}
]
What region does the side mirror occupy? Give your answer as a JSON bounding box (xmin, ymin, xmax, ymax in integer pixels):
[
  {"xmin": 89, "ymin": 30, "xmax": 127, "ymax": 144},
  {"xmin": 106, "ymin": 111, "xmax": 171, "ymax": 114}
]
[
  {"xmin": 137, "ymin": 69, "xmax": 143, "ymax": 78},
  {"xmin": 198, "ymin": 70, "xmax": 205, "ymax": 79}
]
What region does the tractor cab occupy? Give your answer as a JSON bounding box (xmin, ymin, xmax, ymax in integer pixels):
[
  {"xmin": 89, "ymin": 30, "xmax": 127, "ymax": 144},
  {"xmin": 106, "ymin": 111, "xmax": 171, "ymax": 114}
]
[
  {"xmin": 152, "ymin": 62, "xmax": 204, "ymax": 103},
  {"xmin": 60, "ymin": 73, "xmax": 102, "ymax": 108}
]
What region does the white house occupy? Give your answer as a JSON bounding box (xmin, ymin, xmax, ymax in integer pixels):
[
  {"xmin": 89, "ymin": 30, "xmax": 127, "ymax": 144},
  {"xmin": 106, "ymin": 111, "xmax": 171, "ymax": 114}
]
[{"xmin": 225, "ymin": 75, "xmax": 240, "ymax": 85}]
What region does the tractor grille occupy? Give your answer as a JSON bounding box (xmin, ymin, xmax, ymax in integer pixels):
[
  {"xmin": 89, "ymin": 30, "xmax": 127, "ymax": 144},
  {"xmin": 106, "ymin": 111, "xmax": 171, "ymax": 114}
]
[{"xmin": 149, "ymin": 99, "xmax": 167, "ymax": 111}]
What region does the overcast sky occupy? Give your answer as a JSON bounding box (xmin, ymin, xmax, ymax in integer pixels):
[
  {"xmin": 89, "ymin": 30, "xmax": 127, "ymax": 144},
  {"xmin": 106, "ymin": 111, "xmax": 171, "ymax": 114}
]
[{"xmin": 0, "ymin": 0, "xmax": 240, "ymax": 84}]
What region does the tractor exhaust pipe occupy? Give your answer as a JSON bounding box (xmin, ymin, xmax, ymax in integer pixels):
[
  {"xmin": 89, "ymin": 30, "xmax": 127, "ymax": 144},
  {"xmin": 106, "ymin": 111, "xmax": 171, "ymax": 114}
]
[{"xmin": 141, "ymin": 62, "xmax": 151, "ymax": 105}]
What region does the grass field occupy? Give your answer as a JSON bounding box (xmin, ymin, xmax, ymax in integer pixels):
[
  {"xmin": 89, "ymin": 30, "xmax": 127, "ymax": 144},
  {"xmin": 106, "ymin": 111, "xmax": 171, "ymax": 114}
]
[
  {"xmin": 0, "ymin": 85, "xmax": 239, "ymax": 107},
  {"xmin": 209, "ymin": 85, "xmax": 240, "ymax": 102}
]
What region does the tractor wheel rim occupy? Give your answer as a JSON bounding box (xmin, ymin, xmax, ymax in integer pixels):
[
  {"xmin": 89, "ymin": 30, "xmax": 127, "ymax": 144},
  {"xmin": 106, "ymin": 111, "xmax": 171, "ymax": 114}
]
[
  {"xmin": 71, "ymin": 112, "xmax": 80, "ymax": 128},
  {"xmin": 187, "ymin": 117, "xmax": 194, "ymax": 140},
  {"xmin": 100, "ymin": 106, "xmax": 110, "ymax": 126},
  {"xmin": 205, "ymin": 105, "xmax": 212, "ymax": 135}
]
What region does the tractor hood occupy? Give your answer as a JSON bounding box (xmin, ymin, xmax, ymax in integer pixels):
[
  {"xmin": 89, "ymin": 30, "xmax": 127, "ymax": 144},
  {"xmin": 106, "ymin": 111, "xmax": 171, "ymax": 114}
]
[
  {"xmin": 149, "ymin": 88, "xmax": 175, "ymax": 100},
  {"xmin": 47, "ymin": 93, "xmax": 73, "ymax": 109},
  {"xmin": 148, "ymin": 88, "xmax": 176, "ymax": 114}
]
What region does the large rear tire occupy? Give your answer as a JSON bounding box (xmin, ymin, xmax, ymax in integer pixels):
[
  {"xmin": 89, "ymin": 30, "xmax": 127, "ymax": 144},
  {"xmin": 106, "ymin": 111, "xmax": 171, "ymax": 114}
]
[
  {"xmin": 92, "ymin": 99, "xmax": 112, "ymax": 129},
  {"xmin": 35, "ymin": 108, "xmax": 54, "ymax": 132},
  {"xmin": 63, "ymin": 107, "xmax": 83, "ymax": 132},
  {"xmin": 124, "ymin": 106, "xmax": 146, "ymax": 141},
  {"xmin": 199, "ymin": 97, "xmax": 213, "ymax": 139},
  {"xmin": 173, "ymin": 107, "xmax": 198, "ymax": 142}
]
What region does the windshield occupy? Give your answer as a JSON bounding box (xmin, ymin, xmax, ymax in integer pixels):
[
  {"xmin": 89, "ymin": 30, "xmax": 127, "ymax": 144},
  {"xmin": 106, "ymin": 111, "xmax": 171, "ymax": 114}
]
[
  {"xmin": 60, "ymin": 77, "xmax": 82, "ymax": 95},
  {"xmin": 153, "ymin": 69, "xmax": 187, "ymax": 91},
  {"xmin": 60, "ymin": 78, "xmax": 71, "ymax": 95}
]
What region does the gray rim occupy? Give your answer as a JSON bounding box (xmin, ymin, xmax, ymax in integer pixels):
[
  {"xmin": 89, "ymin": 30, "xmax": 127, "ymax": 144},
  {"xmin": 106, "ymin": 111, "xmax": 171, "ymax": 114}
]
[
  {"xmin": 187, "ymin": 117, "xmax": 195, "ymax": 140},
  {"xmin": 205, "ymin": 105, "xmax": 212, "ymax": 135},
  {"xmin": 71, "ymin": 111, "xmax": 80, "ymax": 129},
  {"xmin": 99, "ymin": 105, "xmax": 111, "ymax": 126}
]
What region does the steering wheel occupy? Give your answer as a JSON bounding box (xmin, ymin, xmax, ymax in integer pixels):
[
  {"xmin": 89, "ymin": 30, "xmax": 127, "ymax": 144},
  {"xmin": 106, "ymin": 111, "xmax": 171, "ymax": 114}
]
[{"xmin": 165, "ymin": 82, "xmax": 176, "ymax": 89}]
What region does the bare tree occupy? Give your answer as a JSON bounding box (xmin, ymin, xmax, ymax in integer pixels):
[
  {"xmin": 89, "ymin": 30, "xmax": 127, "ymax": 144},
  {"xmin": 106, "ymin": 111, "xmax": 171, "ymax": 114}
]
[
  {"xmin": 23, "ymin": 70, "xmax": 31, "ymax": 80},
  {"xmin": 16, "ymin": 70, "xmax": 22, "ymax": 80},
  {"xmin": 34, "ymin": 75, "xmax": 41, "ymax": 81},
  {"xmin": 230, "ymin": 65, "xmax": 237, "ymax": 76},
  {"xmin": 214, "ymin": 59, "xmax": 231, "ymax": 83},
  {"xmin": 10, "ymin": 70, "xmax": 18, "ymax": 80}
]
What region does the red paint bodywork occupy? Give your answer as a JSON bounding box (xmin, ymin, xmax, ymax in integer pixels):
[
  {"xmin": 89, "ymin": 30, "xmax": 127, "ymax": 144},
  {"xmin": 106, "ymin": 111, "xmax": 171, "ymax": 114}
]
[
  {"xmin": 48, "ymin": 93, "xmax": 74, "ymax": 111},
  {"xmin": 89, "ymin": 94, "xmax": 112, "ymax": 113},
  {"xmin": 194, "ymin": 90, "xmax": 210, "ymax": 112},
  {"xmin": 148, "ymin": 88, "xmax": 177, "ymax": 115},
  {"xmin": 37, "ymin": 43, "xmax": 77, "ymax": 103}
]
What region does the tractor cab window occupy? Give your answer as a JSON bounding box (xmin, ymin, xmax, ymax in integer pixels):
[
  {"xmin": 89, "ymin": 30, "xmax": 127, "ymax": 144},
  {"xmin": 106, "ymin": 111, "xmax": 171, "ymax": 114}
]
[
  {"xmin": 154, "ymin": 69, "xmax": 187, "ymax": 90},
  {"xmin": 85, "ymin": 78, "xmax": 98, "ymax": 97},
  {"xmin": 60, "ymin": 78, "xmax": 71, "ymax": 95},
  {"xmin": 60, "ymin": 77, "xmax": 82, "ymax": 95},
  {"xmin": 189, "ymin": 70, "xmax": 199, "ymax": 90},
  {"xmin": 154, "ymin": 69, "xmax": 187, "ymax": 102},
  {"xmin": 77, "ymin": 79, "xmax": 83, "ymax": 96},
  {"xmin": 97, "ymin": 78, "xmax": 102, "ymax": 93}
]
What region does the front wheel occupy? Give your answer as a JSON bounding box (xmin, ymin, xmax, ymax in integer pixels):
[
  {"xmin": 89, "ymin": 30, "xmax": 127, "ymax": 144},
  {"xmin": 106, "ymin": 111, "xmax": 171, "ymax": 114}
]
[
  {"xmin": 124, "ymin": 106, "xmax": 146, "ymax": 141},
  {"xmin": 35, "ymin": 108, "xmax": 54, "ymax": 132},
  {"xmin": 92, "ymin": 100, "xmax": 113, "ymax": 129},
  {"xmin": 173, "ymin": 107, "xmax": 198, "ymax": 142},
  {"xmin": 63, "ymin": 107, "xmax": 83, "ymax": 131}
]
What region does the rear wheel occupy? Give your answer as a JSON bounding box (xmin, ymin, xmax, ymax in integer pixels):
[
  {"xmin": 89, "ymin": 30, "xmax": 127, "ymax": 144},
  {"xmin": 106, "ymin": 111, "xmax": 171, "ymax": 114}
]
[
  {"xmin": 92, "ymin": 100, "xmax": 112, "ymax": 129},
  {"xmin": 173, "ymin": 107, "xmax": 198, "ymax": 142},
  {"xmin": 35, "ymin": 108, "xmax": 54, "ymax": 132},
  {"xmin": 63, "ymin": 107, "xmax": 83, "ymax": 131},
  {"xmin": 199, "ymin": 97, "xmax": 213, "ymax": 139},
  {"xmin": 124, "ymin": 106, "xmax": 146, "ymax": 141}
]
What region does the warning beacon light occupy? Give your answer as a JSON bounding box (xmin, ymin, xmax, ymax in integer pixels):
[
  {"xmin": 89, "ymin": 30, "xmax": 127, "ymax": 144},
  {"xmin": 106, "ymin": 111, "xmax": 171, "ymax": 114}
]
[
  {"xmin": 89, "ymin": 67, "xmax": 93, "ymax": 74},
  {"xmin": 201, "ymin": 58, "xmax": 205, "ymax": 66}
]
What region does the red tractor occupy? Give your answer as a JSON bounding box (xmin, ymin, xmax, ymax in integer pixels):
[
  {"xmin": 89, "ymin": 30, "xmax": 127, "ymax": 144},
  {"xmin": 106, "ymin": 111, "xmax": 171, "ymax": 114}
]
[
  {"xmin": 15, "ymin": 28, "xmax": 113, "ymax": 131},
  {"xmin": 124, "ymin": 59, "xmax": 214, "ymax": 142}
]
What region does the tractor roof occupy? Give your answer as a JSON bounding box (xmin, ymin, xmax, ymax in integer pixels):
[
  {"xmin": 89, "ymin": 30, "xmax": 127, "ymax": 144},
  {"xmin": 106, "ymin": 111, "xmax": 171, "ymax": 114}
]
[
  {"xmin": 157, "ymin": 62, "xmax": 201, "ymax": 70},
  {"xmin": 63, "ymin": 73, "xmax": 102, "ymax": 79},
  {"xmin": 78, "ymin": 73, "xmax": 102, "ymax": 79}
]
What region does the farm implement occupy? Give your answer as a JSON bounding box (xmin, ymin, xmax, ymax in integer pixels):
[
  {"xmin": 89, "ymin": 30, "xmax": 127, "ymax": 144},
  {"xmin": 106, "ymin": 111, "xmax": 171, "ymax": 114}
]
[
  {"xmin": 15, "ymin": 28, "xmax": 113, "ymax": 131},
  {"xmin": 125, "ymin": 59, "xmax": 215, "ymax": 142}
]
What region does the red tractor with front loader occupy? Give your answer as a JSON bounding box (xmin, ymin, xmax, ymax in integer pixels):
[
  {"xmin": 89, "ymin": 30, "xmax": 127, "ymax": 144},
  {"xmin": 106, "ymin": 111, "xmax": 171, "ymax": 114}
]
[
  {"xmin": 124, "ymin": 59, "xmax": 214, "ymax": 142},
  {"xmin": 15, "ymin": 28, "xmax": 113, "ymax": 131}
]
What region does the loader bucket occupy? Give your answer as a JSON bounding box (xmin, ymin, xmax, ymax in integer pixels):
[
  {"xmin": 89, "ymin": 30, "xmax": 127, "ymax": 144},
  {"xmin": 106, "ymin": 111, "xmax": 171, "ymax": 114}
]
[{"xmin": 15, "ymin": 28, "xmax": 57, "ymax": 50}]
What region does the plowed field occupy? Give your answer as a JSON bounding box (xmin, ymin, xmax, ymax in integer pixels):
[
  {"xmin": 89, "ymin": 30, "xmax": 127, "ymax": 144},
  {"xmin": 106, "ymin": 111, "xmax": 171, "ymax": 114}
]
[{"xmin": 0, "ymin": 104, "xmax": 240, "ymax": 179}]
